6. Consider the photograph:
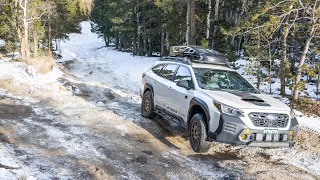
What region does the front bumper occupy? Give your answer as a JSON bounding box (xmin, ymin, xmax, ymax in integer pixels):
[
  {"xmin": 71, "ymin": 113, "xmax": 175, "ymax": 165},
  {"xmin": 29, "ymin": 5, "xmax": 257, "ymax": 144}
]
[{"xmin": 207, "ymin": 114, "xmax": 299, "ymax": 147}]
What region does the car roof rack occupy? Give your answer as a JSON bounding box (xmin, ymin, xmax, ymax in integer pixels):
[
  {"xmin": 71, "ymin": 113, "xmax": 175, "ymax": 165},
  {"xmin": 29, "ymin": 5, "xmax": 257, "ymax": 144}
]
[{"xmin": 167, "ymin": 46, "xmax": 230, "ymax": 67}]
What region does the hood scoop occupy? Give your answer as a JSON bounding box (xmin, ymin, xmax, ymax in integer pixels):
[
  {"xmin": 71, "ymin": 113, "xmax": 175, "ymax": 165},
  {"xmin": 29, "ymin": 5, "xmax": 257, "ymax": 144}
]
[
  {"xmin": 241, "ymin": 98, "xmax": 264, "ymax": 102},
  {"xmin": 229, "ymin": 91, "xmax": 271, "ymax": 106}
]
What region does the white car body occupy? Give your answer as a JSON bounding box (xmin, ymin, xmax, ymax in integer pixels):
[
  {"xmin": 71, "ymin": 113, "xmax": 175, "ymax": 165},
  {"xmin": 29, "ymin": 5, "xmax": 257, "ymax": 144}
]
[{"xmin": 140, "ymin": 57, "xmax": 299, "ymax": 148}]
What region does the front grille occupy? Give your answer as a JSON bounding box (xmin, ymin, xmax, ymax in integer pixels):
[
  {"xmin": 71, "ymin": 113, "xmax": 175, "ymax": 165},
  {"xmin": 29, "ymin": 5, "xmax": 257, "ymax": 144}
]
[{"xmin": 248, "ymin": 112, "xmax": 289, "ymax": 128}]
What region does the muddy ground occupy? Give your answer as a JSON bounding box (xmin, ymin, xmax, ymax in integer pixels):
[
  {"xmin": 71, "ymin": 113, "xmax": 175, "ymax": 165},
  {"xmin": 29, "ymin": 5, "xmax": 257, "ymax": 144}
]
[{"xmin": 1, "ymin": 63, "xmax": 320, "ymax": 180}]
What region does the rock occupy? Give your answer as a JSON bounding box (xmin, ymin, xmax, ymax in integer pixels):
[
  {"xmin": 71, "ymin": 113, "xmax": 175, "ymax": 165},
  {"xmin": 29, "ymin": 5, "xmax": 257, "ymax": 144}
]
[{"xmin": 0, "ymin": 133, "xmax": 10, "ymax": 143}]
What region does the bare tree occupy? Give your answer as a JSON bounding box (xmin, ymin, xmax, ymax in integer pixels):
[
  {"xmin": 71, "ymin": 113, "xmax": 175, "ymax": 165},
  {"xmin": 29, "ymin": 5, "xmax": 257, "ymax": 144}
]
[
  {"xmin": 293, "ymin": 0, "xmax": 319, "ymax": 101},
  {"xmin": 19, "ymin": 0, "xmax": 29, "ymax": 60},
  {"xmin": 186, "ymin": 0, "xmax": 196, "ymax": 45},
  {"xmin": 206, "ymin": 0, "xmax": 212, "ymax": 40},
  {"xmin": 212, "ymin": 0, "xmax": 219, "ymax": 48}
]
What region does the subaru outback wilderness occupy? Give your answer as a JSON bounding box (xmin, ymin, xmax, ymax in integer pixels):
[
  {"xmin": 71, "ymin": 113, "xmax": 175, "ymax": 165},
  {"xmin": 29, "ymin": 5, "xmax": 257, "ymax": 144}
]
[{"xmin": 140, "ymin": 46, "xmax": 299, "ymax": 153}]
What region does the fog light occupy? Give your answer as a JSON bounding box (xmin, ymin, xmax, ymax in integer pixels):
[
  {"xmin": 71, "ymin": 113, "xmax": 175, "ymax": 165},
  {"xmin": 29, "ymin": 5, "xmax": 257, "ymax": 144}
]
[
  {"xmin": 290, "ymin": 135, "xmax": 293, "ymax": 141},
  {"xmin": 290, "ymin": 130, "xmax": 294, "ymax": 135},
  {"xmin": 273, "ymin": 134, "xmax": 279, "ymax": 142},
  {"xmin": 256, "ymin": 134, "xmax": 263, "ymax": 141},
  {"xmin": 245, "ymin": 129, "xmax": 250, "ymax": 134},
  {"xmin": 266, "ymin": 134, "xmax": 272, "ymax": 141},
  {"xmin": 241, "ymin": 134, "xmax": 247, "ymax": 140}
]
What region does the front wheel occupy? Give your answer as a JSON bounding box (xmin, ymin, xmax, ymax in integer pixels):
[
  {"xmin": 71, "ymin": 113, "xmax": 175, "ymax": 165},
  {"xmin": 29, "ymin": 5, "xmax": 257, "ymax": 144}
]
[
  {"xmin": 141, "ymin": 91, "xmax": 156, "ymax": 118},
  {"xmin": 189, "ymin": 114, "xmax": 211, "ymax": 153}
]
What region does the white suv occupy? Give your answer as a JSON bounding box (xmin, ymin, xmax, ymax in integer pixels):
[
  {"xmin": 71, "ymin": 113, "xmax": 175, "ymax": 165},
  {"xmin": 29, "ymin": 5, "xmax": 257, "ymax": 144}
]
[{"xmin": 140, "ymin": 46, "xmax": 299, "ymax": 153}]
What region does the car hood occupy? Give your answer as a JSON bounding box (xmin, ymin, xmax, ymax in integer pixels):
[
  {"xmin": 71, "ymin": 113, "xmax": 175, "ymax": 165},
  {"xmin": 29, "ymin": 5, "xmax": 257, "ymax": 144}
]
[{"xmin": 202, "ymin": 90, "xmax": 290, "ymax": 111}]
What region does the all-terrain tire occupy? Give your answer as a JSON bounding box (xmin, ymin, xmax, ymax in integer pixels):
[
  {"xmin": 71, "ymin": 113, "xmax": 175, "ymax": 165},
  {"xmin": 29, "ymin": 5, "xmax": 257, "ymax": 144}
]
[
  {"xmin": 189, "ymin": 113, "xmax": 211, "ymax": 153},
  {"xmin": 141, "ymin": 91, "xmax": 156, "ymax": 118}
]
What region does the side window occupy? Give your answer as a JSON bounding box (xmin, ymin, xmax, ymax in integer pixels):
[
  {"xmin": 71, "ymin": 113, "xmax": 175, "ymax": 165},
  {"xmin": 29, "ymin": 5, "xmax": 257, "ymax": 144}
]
[
  {"xmin": 174, "ymin": 66, "xmax": 192, "ymax": 82},
  {"xmin": 152, "ymin": 64, "xmax": 165, "ymax": 74},
  {"xmin": 159, "ymin": 64, "xmax": 178, "ymax": 80},
  {"xmin": 174, "ymin": 66, "xmax": 194, "ymax": 88}
]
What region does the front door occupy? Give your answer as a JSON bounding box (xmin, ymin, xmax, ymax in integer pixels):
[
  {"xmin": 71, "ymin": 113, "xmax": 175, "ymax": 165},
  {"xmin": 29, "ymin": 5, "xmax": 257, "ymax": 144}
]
[{"xmin": 170, "ymin": 65, "xmax": 194, "ymax": 120}]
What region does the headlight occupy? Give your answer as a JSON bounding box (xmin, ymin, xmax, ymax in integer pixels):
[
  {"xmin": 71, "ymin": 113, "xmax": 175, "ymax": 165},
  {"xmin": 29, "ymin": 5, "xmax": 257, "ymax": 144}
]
[{"xmin": 214, "ymin": 102, "xmax": 243, "ymax": 116}]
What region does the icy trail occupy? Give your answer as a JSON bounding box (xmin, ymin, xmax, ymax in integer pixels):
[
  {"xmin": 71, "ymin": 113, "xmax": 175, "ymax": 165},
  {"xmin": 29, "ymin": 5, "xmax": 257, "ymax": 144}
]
[
  {"xmin": 58, "ymin": 21, "xmax": 320, "ymax": 134},
  {"xmin": 0, "ymin": 21, "xmax": 320, "ymax": 179}
]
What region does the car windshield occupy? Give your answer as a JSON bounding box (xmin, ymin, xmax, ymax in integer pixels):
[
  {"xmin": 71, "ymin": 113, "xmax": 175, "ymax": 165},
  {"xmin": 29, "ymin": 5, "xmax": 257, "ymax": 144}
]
[{"xmin": 193, "ymin": 68, "xmax": 258, "ymax": 93}]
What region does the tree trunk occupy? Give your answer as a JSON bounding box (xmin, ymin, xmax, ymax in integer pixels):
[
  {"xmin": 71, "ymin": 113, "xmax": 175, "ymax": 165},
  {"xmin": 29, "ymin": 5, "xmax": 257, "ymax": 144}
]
[
  {"xmin": 280, "ymin": 17, "xmax": 290, "ymax": 96},
  {"xmin": 317, "ymin": 68, "xmax": 320, "ymax": 97},
  {"xmin": 119, "ymin": 37, "xmax": 123, "ymax": 51},
  {"xmin": 20, "ymin": 0, "xmax": 29, "ymax": 61},
  {"xmin": 161, "ymin": 32, "xmax": 164, "ymax": 57},
  {"xmin": 147, "ymin": 40, "xmax": 152, "ymax": 57},
  {"xmin": 103, "ymin": 36, "xmax": 108, "ymax": 47},
  {"xmin": 55, "ymin": 39, "xmax": 58, "ymax": 50},
  {"xmin": 237, "ymin": 35, "xmax": 242, "ymax": 55},
  {"xmin": 166, "ymin": 32, "xmax": 170, "ymax": 52},
  {"xmin": 34, "ymin": 37, "xmax": 38, "ymax": 57},
  {"xmin": 186, "ymin": 0, "xmax": 190, "ymax": 45},
  {"xmin": 136, "ymin": 0, "xmax": 141, "ymax": 55},
  {"xmin": 115, "ymin": 34, "xmax": 119, "ymax": 49},
  {"xmin": 190, "ymin": 0, "xmax": 196, "ymax": 45},
  {"xmin": 212, "ymin": 0, "xmax": 219, "ymax": 49},
  {"xmin": 257, "ymin": 61, "xmax": 261, "ymax": 90},
  {"xmin": 206, "ymin": 0, "xmax": 212, "ymax": 40},
  {"xmin": 133, "ymin": 32, "xmax": 137, "ymax": 56},
  {"xmin": 293, "ymin": 25, "xmax": 317, "ymax": 100},
  {"xmin": 268, "ymin": 44, "xmax": 272, "ymax": 94},
  {"xmin": 143, "ymin": 37, "xmax": 148, "ymax": 55},
  {"xmin": 231, "ymin": 13, "xmax": 238, "ymax": 45},
  {"xmin": 48, "ymin": 22, "xmax": 52, "ymax": 58}
]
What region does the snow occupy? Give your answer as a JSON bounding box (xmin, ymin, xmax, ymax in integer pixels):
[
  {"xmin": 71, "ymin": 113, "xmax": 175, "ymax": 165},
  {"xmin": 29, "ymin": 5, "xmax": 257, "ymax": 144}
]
[
  {"xmin": 0, "ymin": 39, "xmax": 4, "ymax": 47},
  {"xmin": 234, "ymin": 58, "xmax": 320, "ymax": 99},
  {"xmin": 58, "ymin": 21, "xmax": 157, "ymax": 95},
  {"xmin": 1, "ymin": 21, "xmax": 320, "ymax": 179},
  {"xmin": 0, "ymin": 144, "xmax": 35, "ymax": 180},
  {"xmin": 296, "ymin": 111, "xmax": 320, "ymax": 133},
  {"xmin": 0, "ymin": 61, "xmax": 64, "ymax": 94}
]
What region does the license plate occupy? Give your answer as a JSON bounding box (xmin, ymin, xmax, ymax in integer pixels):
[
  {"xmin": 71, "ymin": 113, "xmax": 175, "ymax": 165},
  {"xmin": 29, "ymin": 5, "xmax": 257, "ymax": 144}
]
[{"xmin": 264, "ymin": 129, "xmax": 278, "ymax": 134}]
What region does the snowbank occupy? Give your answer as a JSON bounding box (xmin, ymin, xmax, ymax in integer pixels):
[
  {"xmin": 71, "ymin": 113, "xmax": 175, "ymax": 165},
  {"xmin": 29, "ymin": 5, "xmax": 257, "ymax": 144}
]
[{"xmin": 0, "ymin": 61, "xmax": 64, "ymax": 94}]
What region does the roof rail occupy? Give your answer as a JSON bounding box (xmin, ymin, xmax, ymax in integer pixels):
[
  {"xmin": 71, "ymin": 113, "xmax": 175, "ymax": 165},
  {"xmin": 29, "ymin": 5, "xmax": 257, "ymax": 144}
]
[
  {"xmin": 159, "ymin": 56, "xmax": 192, "ymax": 65},
  {"xmin": 158, "ymin": 56, "xmax": 230, "ymax": 67}
]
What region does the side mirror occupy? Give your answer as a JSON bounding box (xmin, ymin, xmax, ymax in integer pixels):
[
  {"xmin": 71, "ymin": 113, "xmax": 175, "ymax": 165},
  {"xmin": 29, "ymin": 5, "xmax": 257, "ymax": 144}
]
[{"xmin": 177, "ymin": 80, "xmax": 192, "ymax": 90}]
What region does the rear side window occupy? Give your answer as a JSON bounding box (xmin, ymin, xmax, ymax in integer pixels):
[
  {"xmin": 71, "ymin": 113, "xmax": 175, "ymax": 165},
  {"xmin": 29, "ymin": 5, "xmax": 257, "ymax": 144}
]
[
  {"xmin": 159, "ymin": 64, "xmax": 178, "ymax": 80},
  {"xmin": 152, "ymin": 64, "xmax": 165, "ymax": 74}
]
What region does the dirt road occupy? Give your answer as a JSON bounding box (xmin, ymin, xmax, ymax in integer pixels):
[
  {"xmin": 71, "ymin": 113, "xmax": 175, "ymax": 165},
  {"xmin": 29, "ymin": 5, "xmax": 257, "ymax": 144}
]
[{"xmin": 0, "ymin": 22, "xmax": 320, "ymax": 180}]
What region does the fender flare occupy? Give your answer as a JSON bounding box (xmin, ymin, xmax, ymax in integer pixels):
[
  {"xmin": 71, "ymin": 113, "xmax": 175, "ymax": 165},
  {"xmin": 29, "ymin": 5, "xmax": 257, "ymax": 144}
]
[
  {"xmin": 143, "ymin": 83, "xmax": 154, "ymax": 97},
  {"xmin": 188, "ymin": 97, "xmax": 211, "ymax": 128}
]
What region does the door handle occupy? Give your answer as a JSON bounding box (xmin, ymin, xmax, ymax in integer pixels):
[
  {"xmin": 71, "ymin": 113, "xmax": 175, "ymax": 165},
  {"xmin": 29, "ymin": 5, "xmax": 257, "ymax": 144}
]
[{"xmin": 168, "ymin": 86, "xmax": 172, "ymax": 90}]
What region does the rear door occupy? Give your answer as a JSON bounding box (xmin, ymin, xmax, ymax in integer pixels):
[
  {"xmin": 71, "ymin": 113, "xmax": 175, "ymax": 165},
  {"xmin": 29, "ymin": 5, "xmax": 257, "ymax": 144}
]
[
  {"xmin": 156, "ymin": 64, "xmax": 179, "ymax": 111},
  {"xmin": 148, "ymin": 64, "xmax": 166, "ymax": 107}
]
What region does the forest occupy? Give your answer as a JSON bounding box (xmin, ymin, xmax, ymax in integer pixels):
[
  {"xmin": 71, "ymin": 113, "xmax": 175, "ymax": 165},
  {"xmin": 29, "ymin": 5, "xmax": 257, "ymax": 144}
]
[
  {"xmin": 0, "ymin": 0, "xmax": 90, "ymax": 69},
  {"xmin": 0, "ymin": 0, "xmax": 319, "ymax": 101},
  {"xmin": 90, "ymin": 0, "xmax": 320, "ymax": 101}
]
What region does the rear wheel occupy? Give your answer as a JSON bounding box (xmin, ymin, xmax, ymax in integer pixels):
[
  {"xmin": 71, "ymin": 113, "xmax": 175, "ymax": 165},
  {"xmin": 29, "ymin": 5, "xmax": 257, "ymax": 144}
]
[
  {"xmin": 189, "ymin": 113, "xmax": 211, "ymax": 153},
  {"xmin": 141, "ymin": 91, "xmax": 156, "ymax": 118}
]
